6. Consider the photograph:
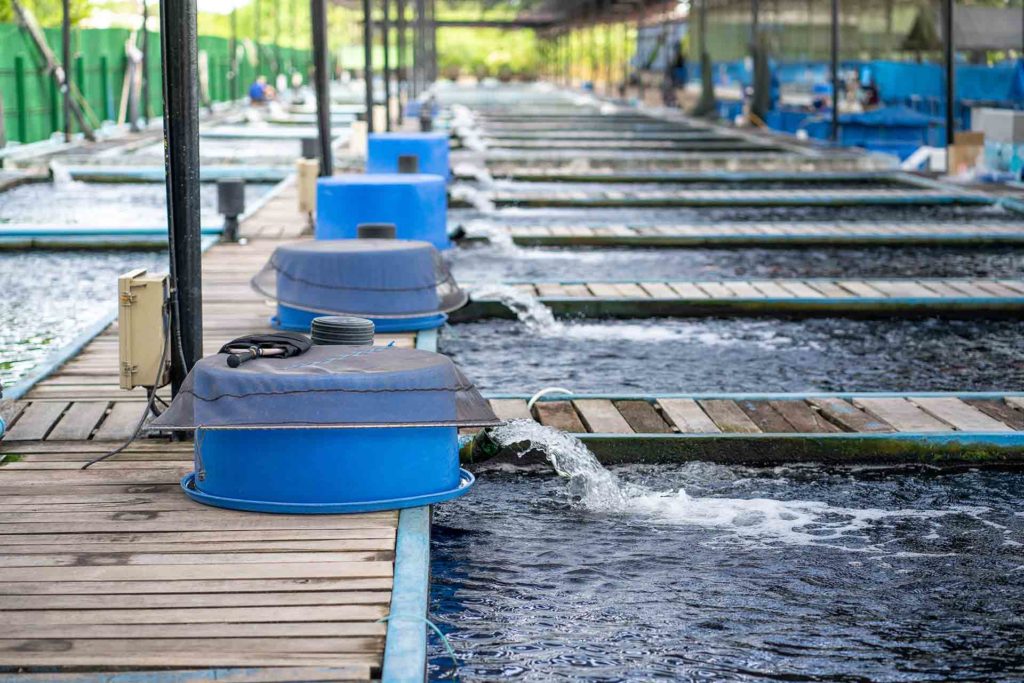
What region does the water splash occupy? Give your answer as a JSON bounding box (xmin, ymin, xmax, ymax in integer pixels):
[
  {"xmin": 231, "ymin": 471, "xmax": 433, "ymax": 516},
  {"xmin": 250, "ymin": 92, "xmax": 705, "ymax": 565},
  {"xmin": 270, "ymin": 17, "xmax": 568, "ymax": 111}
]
[
  {"xmin": 486, "ymin": 419, "xmax": 984, "ymax": 551},
  {"xmin": 48, "ymin": 161, "xmax": 78, "ymax": 187},
  {"xmin": 450, "ymin": 184, "xmax": 495, "ymax": 213},
  {"xmin": 466, "ymin": 283, "xmax": 766, "ymax": 344}
]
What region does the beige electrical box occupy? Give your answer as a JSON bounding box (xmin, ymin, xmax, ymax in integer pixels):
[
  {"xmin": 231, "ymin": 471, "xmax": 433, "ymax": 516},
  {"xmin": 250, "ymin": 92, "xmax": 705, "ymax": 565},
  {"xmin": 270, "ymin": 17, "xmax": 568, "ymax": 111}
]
[
  {"xmin": 118, "ymin": 269, "xmax": 171, "ymax": 391},
  {"xmin": 296, "ymin": 158, "xmax": 319, "ymax": 215}
]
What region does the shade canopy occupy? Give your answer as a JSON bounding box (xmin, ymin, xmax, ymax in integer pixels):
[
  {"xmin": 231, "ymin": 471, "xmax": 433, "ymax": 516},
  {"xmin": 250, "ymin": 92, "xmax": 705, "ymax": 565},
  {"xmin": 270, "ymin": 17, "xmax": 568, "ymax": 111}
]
[
  {"xmin": 251, "ymin": 239, "xmax": 467, "ymax": 319},
  {"xmin": 150, "ymin": 345, "xmax": 499, "ymax": 430}
]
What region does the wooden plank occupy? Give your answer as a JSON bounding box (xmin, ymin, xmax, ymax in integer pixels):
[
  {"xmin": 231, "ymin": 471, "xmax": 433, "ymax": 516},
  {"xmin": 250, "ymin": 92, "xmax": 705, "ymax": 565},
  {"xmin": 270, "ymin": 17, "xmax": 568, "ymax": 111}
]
[
  {"xmin": 737, "ymin": 400, "xmax": 796, "ymax": 433},
  {"xmin": 3, "ymin": 604, "xmax": 387, "ymax": 626},
  {"xmin": 0, "ymin": 549, "xmax": 388, "ymax": 568},
  {"xmin": 0, "ymin": 652, "xmax": 377, "ymax": 669},
  {"xmin": 4, "ymin": 622, "xmax": 385, "ymax": 639},
  {"xmin": 0, "ymin": 577, "xmax": 393, "ymax": 596},
  {"xmin": 0, "ymin": 665, "xmax": 371, "ymax": 682},
  {"xmin": 2, "ymin": 401, "xmax": 68, "ymax": 441},
  {"xmin": 807, "ymin": 397, "xmax": 894, "ymax": 433},
  {"xmin": 2, "ymin": 591, "xmax": 391, "ymax": 610},
  {"xmin": 93, "ymin": 400, "xmax": 147, "ymax": 441},
  {"xmin": 45, "ymin": 401, "xmax": 109, "ymax": 441},
  {"xmin": 911, "ymin": 397, "xmax": 1015, "ymax": 432},
  {"xmin": 657, "ymin": 399, "xmax": 720, "ymax": 433},
  {"xmin": 533, "ymin": 401, "xmax": 586, "ymax": 433},
  {"xmin": 964, "ymin": 399, "xmax": 1024, "ymax": 430},
  {"xmin": 572, "ymin": 399, "xmax": 633, "ymax": 433},
  {"xmin": 697, "ymin": 400, "xmax": 761, "ymax": 433},
  {"xmin": 612, "ymin": 400, "xmax": 672, "ymax": 433},
  {"xmin": 488, "ymin": 398, "xmax": 533, "ymax": 422},
  {"xmin": 768, "ymin": 400, "xmax": 840, "ymax": 433},
  {"xmin": 853, "ymin": 398, "xmax": 951, "ymax": 432}
]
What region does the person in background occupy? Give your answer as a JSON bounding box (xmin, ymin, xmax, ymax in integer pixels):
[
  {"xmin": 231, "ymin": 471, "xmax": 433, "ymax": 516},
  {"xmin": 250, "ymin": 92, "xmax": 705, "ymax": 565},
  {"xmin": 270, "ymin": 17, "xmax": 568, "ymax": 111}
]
[{"xmin": 249, "ymin": 75, "xmax": 271, "ymax": 105}]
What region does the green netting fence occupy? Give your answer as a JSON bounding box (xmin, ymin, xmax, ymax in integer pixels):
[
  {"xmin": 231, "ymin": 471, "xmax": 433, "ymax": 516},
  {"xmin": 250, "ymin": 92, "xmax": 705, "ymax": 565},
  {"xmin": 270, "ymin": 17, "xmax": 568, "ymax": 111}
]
[{"xmin": 0, "ymin": 23, "xmax": 317, "ymax": 144}]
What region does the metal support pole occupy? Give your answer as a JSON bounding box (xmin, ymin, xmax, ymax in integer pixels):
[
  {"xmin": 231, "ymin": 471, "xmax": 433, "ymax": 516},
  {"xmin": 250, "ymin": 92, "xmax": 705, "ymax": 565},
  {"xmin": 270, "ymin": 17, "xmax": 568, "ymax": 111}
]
[
  {"xmin": 230, "ymin": 8, "xmax": 238, "ymax": 100},
  {"xmin": 397, "ymin": 0, "xmax": 406, "ymax": 123},
  {"xmin": 604, "ymin": 23, "xmax": 612, "ymax": 96},
  {"xmin": 383, "ymin": 0, "xmax": 393, "ymax": 131},
  {"xmin": 141, "ymin": 0, "xmax": 150, "ymax": 124},
  {"xmin": 943, "ymin": 0, "xmax": 955, "ymax": 147},
  {"xmin": 830, "ymin": 0, "xmax": 839, "ymax": 142},
  {"xmin": 160, "ymin": 0, "xmax": 203, "ymax": 394},
  {"xmin": 426, "ymin": 0, "xmax": 436, "ymax": 84},
  {"xmin": 311, "ymin": 0, "xmax": 333, "ymax": 174},
  {"xmin": 254, "ymin": 0, "xmax": 262, "ymax": 76},
  {"xmin": 414, "ymin": 0, "xmax": 426, "ymax": 96},
  {"xmin": 363, "ymin": 0, "xmax": 375, "ymax": 132},
  {"xmin": 635, "ymin": 20, "xmax": 643, "ymax": 102},
  {"xmin": 62, "ymin": 0, "xmax": 71, "ymax": 142}
]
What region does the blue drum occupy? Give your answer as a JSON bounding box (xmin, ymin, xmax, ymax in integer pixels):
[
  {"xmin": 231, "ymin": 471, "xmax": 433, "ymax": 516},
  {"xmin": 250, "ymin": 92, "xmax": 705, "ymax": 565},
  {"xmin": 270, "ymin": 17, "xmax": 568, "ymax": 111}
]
[
  {"xmin": 150, "ymin": 345, "xmax": 499, "ymax": 514},
  {"xmin": 251, "ymin": 239, "xmax": 467, "ymax": 333},
  {"xmin": 316, "ymin": 174, "xmax": 450, "ymax": 249},
  {"xmin": 367, "ymin": 132, "xmax": 451, "ymax": 180}
]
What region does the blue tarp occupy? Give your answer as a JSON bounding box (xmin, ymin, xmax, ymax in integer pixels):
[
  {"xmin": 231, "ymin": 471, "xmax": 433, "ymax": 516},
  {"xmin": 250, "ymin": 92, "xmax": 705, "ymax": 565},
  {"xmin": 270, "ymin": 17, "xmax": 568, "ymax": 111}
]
[
  {"xmin": 151, "ymin": 345, "xmax": 498, "ymax": 429},
  {"xmin": 252, "ymin": 239, "xmax": 466, "ymax": 318}
]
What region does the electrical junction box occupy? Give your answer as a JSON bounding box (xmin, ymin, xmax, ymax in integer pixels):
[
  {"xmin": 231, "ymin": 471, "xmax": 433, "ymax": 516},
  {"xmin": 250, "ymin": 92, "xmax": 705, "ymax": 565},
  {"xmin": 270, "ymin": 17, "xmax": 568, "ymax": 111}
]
[{"xmin": 118, "ymin": 269, "xmax": 170, "ymax": 391}]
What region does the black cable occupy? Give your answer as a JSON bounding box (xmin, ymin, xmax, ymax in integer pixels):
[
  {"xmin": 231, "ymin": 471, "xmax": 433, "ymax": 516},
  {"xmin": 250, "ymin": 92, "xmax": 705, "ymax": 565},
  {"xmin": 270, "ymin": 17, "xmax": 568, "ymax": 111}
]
[{"xmin": 82, "ymin": 303, "xmax": 171, "ymax": 470}]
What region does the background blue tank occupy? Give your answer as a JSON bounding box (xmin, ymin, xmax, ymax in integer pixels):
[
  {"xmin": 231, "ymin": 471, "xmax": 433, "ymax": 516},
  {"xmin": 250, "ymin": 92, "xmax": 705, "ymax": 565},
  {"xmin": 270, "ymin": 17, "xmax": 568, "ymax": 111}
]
[
  {"xmin": 316, "ymin": 174, "xmax": 450, "ymax": 249},
  {"xmin": 367, "ymin": 132, "xmax": 451, "ymax": 180}
]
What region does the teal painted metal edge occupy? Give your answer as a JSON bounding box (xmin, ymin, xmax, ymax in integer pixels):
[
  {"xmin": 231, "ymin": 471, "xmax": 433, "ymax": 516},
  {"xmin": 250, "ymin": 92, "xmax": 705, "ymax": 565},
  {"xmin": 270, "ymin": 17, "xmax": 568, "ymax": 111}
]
[
  {"xmin": 509, "ymin": 232, "xmax": 1024, "ymax": 244},
  {"xmin": 64, "ymin": 165, "xmax": 291, "ymax": 183},
  {"xmin": 493, "ymin": 193, "xmax": 993, "ymax": 208},
  {"xmin": 381, "ymin": 505, "xmax": 432, "ymax": 683},
  {"xmin": 484, "ymin": 391, "xmax": 1024, "ymax": 401},
  {"xmin": 415, "ymin": 328, "xmax": 439, "ymax": 352},
  {"xmin": 574, "ymin": 431, "xmax": 1024, "ymax": 445},
  {"xmin": 3, "ymin": 238, "xmax": 218, "ymax": 401}
]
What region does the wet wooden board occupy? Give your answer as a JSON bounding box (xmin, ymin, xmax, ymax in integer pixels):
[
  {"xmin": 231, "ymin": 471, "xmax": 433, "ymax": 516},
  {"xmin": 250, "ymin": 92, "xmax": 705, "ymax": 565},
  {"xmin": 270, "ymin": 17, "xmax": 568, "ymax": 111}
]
[
  {"xmin": 494, "ymin": 222, "xmax": 1024, "ymax": 247},
  {"xmin": 457, "ymin": 278, "xmax": 1024, "ymax": 320}
]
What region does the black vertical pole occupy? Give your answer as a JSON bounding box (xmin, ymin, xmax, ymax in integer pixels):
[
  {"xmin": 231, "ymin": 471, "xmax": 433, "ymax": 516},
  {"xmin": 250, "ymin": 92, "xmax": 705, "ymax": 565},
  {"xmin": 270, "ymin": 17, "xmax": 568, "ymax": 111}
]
[
  {"xmin": 311, "ymin": 0, "xmax": 333, "ymax": 175},
  {"xmin": 636, "ymin": 18, "xmax": 644, "ymax": 102},
  {"xmin": 427, "ymin": 0, "xmax": 436, "ymax": 84},
  {"xmin": 830, "ymin": 0, "xmax": 839, "ymax": 142},
  {"xmin": 414, "ymin": 0, "xmax": 426, "ymax": 96},
  {"xmin": 62, "ymin": 0, "xmax": 71, "ymax": 142},
  {"xmin": 604, "ymin": 23, "xmax": 612, "ymax": 96},
  {"xmin": 230, "ymin": 8, "xmax": 238, "ymax": 100},
  {"xmin": 363, "ymin": 0, "xmax": 375, "ymax": 132},
  {"xmin": 273, "ymin": 0, "xmax": 282, "ymax": 78},
  {"xmin": 943, "ymin": 0, "xmax": 955, "ymax": 148},
  {"xmin": 141, "ymin": 0, "xmax": 150, "ymax": 124},
  {"xmin": 160, "ymin": 0, "xmax": 202, "ymax": 393},
  {"xmin": 383, "ymin": 0, "xmax": 393, "ymax": 131},
  {"xmin": 254, "ymin": 0, "xmax": 262, "ymax": 77},
  {"xmin": 397, "ymin": 0, "xmax": 406, "ymax": 124}
]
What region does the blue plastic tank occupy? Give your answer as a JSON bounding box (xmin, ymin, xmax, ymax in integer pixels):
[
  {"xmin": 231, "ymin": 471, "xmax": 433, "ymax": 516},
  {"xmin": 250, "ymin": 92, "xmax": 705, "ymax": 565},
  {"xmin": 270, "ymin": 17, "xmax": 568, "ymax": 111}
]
[
  {"xmin": 367, "ymin": 132, "xmax": 451, "ymax": 180},
  {"xmin": 251, "ymin": 239, "xmax": 467, "ymax": 333},
  {"xmin": 153, "ymin": 345, "xmax": 499, "ymax": 514},
  {"xmin": 316, "ymin": 174, "xmax": 450, "ymax": 249}
]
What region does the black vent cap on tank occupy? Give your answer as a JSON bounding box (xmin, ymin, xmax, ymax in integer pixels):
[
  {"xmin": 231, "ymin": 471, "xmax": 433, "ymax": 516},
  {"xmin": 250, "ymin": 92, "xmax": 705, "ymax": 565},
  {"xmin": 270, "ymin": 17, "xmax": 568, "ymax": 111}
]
[
  {"xmin": 311, "ymin": 316, "xmax": 376, "ymax": 346},
  {"xmin": 357, "ymin": 223, "xmax": 397, "ymax": 239},
  {"xmin": 397, "ymin": 154, "xmax": 420, "ymax": 173}
]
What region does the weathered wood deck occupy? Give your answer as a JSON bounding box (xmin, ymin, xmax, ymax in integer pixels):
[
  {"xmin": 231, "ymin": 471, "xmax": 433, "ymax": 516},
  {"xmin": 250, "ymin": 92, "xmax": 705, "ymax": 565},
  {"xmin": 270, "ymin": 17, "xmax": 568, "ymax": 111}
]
[
  {"xmin": 479, "ymin": 393, "xmax": 1024, "ymax": 465},
  {"xmin": 0, "ymin": 181, "xmax": 418, "ymax": 680},
  {"xmin": 470, "ymin": 221, "xmax": 1024, "ymax": 247},
  {"xmin": 456, "ymin": 278, "xmax": 1024, "ymax": 319}
]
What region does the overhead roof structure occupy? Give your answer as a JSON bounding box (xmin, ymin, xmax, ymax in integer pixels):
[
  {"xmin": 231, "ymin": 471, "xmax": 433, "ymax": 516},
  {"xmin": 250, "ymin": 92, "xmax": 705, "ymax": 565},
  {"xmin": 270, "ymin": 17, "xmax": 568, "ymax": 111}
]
[{"xmin": 519, "ymin": 0, "xmax": 679, "ymax": 28}]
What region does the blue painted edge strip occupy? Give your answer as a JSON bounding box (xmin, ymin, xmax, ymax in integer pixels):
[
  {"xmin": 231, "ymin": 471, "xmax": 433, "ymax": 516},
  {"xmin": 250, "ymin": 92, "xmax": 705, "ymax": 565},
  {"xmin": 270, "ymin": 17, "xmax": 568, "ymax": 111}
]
[
  {"xmin": 382, "ymin": 505, "xmax": 432, "ymax": 683},
  {"xmin": 3, "ymin": 236, "xmax": 219, "ymax": 401},
  {"xmin": 484, "ymin": 391, "xmax": 1024, "ymax": 401}
]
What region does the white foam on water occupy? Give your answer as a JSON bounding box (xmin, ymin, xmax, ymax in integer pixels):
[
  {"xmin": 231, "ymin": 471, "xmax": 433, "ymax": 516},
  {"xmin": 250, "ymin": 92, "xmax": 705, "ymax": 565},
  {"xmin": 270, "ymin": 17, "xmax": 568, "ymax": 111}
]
[
  {"xmin": 488, "ymin": 420, "xmax": 993, "ymax": 552},
  {"xmin": 48, "ymin": 161, "xmax": 81, "ymax": 187}
]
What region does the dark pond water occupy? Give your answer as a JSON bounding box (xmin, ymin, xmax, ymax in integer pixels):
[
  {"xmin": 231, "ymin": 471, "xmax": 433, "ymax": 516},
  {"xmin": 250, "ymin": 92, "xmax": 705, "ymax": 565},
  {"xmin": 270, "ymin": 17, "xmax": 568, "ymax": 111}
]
[
  {"xmin": 441, "ymin": 318, "xmax": 1024, "ymax": 394},
  {"xmin": 449, "ymin": 244, "xmax": 1024, "ymax": 282},
  {"xmin": 0, "ymin": 250, "xmax": 167, "ymax": 390},
  {"xmin": 0, "ymin": 181, "xmax": 273, "ymax": 226},
  {"xmin": 430, "ymin": 465, "xmax": 1024, "ymax": 681}
]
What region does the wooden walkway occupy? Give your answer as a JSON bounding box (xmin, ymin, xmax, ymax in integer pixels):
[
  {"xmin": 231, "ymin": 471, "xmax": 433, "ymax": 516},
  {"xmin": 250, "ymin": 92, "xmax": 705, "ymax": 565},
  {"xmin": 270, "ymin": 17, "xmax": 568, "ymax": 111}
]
[
  {"xmin": 489, "ymin": 187, "xmax": 988, "ymax": 208},
  {"xmin": 473, "ymin": 221, "xmax": 1024, "ymax": 247},
  {"xmin": 457, "ymin": 278, "xmax": 1024, "ymax": 319},
  {"xmin": 480, "ymin": 393, "xmax": 1024, "ymax": 465},
  {"xmin": 0, "ymin": 182, "xmax": 417, "ymax": 680}
]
